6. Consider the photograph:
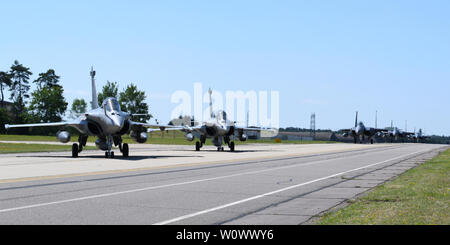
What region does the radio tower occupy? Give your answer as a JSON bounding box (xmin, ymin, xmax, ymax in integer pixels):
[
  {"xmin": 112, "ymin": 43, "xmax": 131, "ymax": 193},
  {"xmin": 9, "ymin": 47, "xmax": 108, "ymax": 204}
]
[{"xmin": 310, "ymin": 113, "xmax": 316, "ymax": 139}]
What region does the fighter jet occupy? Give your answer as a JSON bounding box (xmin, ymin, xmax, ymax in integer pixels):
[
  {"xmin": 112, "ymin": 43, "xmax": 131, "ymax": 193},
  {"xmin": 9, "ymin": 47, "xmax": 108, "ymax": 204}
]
[
  {"xmin": 163, "ymin": 88, "xmax": 277, "ymax": 152},
  {"xmin": 411, "ymin": 129, "xmax": 430, "ymax": 143},
  {"xmin": 340, "ymin": 112, "xmax": 387, "ymax": 144},
  {"xmin": 5, "ymin": 67, "xmax": 160, "ymax": 158},
  {"xmin": 382, "ymin": 121, "xmax": 415, "ymax": 143}
]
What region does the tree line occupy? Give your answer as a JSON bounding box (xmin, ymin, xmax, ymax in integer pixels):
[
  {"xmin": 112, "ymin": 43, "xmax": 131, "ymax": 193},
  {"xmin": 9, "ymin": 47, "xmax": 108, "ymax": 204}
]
[{"xmin": 0, "ymin": 60, "xmax": 151, "ymax": 135}]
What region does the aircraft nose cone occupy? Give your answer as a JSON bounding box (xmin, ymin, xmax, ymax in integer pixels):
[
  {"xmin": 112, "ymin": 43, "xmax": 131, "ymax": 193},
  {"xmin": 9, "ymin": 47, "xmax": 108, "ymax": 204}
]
[
  {"xmin": 356, "ymin": 126, "xmax": 364, "ymax": 135},
  {"xmin": 112, "ymin": 116, "xmax": 125, "ymax": 130}
]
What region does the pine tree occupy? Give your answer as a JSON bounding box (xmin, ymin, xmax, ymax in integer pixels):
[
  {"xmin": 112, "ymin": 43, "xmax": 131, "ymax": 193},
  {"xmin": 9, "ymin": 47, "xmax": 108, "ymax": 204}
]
[
  {"xmin": 29, "ymin": 69, "xmax": 67, "ymax": 123},
  {"xmin": 119, "ymin": 83, "xmax": 152, "ymax": 123},
  {"xmin": 34, "ymin": 69, "xmax": 61, "ymax": 89},
  {"xmin": 9, "ymin": 60, "xmax": 32, "ymax": 123},
  {"xmin": 0, "ymin": 71, "xmax": 12, "ymax": 107}
]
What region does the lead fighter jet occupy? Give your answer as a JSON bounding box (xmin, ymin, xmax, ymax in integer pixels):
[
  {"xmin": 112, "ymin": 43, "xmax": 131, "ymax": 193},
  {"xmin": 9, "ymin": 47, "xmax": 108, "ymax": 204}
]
[
  {"xmin": 340, "ymin": 112, "xmax": 387, "ymax": 144},
  {"xmin": 5, "ymin": 68, "xmax": 160, "ymax": 158}
]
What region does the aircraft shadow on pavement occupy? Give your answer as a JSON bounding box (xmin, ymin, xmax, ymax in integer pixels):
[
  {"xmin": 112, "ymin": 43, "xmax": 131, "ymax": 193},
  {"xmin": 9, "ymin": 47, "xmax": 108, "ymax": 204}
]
[
  {"xmin": 176, "ymin": 149, "xmax": 270, "ymax": 153},
  {"xmin": 17, "ymin": 155, "xmax": 204, "ymax": 161}
]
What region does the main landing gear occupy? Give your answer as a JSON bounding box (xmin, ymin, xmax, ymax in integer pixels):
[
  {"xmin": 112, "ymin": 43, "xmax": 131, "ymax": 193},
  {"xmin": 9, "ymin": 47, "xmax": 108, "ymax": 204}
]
[
  {"xmin": 71, "ymin": 136, "xmax": 130, "ymax": 158},
  {"xmin": 121, "ymin": 143, "xmax": 129, "ymax": 157},
  {"xmin": 72, "ymin": 135, "xmax": 88, "ymax": 158},
  {"xmin": 72, "ymin": 143, "xmax": 79, "ymax": 158},
  {"xmin": 195, "ymin": 141, "xmax": 235, "ymax": 152},
  {"xmin": 229, "ymin": 141, "xmax": 235, "ymax": 152}
]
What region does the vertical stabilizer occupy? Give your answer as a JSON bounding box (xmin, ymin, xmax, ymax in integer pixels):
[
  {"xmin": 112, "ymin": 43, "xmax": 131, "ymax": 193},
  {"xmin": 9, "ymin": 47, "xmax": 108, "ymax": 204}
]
[
  {"xmin": 246, "ymin": 111, "xmax": 249, "ymax": 127},
  {"xmin": 90, "ymin": 67, "xmax": 99, "ymax": 109},
  {"xmin": 375, "ymin": 110, "xmax": 378, "ymax": 128},
  {"xmin": 208, "ymin": 88, "xmax": 214, "ymax": 119},
  {"xmin": 354, "ymin": 111, "xmax": 358, "ymax": 127}
]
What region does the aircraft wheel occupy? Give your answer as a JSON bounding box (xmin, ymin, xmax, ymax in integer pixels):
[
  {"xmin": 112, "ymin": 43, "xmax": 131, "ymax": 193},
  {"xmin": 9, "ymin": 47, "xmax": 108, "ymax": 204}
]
[
  {"xmin": 370, "ymin": 139, "xmax": 374, "ymax": 144},
  {"xmin": 195, "ymin": 141, "xmax": 201, "ymax": 151},
  {"xmin": 105, "ymin": 152, "xmax": 115, "ymax": 158},
  {"xmin": 122, "ymin": 143, "xmax": 129, "ymax": 157},
  {"xmin": 229, "ymin": 142, "xmax": 235, "ymax": 152},
  {"xmin": 72, "ymin": 143, "xmax": 79, "ymax": 158}
]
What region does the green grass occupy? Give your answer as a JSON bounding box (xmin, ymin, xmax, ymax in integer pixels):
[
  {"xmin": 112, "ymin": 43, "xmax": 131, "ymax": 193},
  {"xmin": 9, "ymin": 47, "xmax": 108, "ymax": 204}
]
[
  {"xmin": 0, "ymin": 134, "xmax": 61, "ymax": 142},
  {"xmin": 0, "ymin": 133, "xmax": 338, "ymax": 145},
  {"xmin": 0, "ymin": 142, "xmax": 96, "ymax": 154},
  {"xmin": 316, "ymin": 148, "xmax": 450, "ymax": 225}
]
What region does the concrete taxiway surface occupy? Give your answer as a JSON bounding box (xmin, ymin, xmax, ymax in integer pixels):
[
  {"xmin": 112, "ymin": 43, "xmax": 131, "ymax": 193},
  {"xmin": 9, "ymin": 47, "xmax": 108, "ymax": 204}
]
[{"xmin": 0, "ymin": 143, "xmax": 446, "ymax": 224}]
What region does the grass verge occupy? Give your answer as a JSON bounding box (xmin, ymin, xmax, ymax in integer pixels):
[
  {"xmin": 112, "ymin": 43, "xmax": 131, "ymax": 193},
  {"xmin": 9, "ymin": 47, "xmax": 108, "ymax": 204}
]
[
  {"xmin": 316, "ymin": 148, "xmax": 450, "ymax": 225},
  {"xmin": 0, "ymin": 143, "xmax": 96, "ymax": 154}
]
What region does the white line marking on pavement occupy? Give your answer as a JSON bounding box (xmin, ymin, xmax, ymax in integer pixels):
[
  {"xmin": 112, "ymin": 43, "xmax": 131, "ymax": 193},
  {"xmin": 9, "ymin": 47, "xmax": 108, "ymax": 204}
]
[
  {"xmin": 153, "ymin": 149, "xmax": 428, "ymax": 225},
  {"xmin": 0, "ymin": 148, "xmax": 427, "ymax": 216}
]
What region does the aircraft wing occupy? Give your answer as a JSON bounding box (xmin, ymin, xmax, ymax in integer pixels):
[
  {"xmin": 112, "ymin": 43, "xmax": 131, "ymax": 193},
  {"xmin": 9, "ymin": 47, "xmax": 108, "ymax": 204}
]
[
  {"xmin": 338, "ymin": 129, "xmax": 353, "ymax": 133},
  {"xmin": 404, "ymin": 131, "xmax": 415, "ymax": 136},
  {"xmin": 5, "ymin": 121, "xmax": 80, "ymax": 129},
  {"xmin": 373, "ymin": 128, "xmax": 389, "ymax": 133},
  {"xmin": 178, "ymin": 125, "xmax": 203, "ymax": 133},
  {"xmin": 234, "ymin": 126, "xmax": 278, "ymax": 137},
  {"xmin": 235, "ymin": 126, "xmax": 263, "ymax": 132},
  {"xmin": 129, "ymin": 121, "xmax": 186, "ymax": 132}
]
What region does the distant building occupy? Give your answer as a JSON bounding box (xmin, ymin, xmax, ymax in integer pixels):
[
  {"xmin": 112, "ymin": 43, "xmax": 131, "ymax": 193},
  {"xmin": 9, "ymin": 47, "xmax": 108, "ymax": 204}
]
[
  {"xmin": 0, "ymin": 101, "xmax": 13, "ymax": 110},
  {"xmin": 169, "ymin": 115, "xmax": 195, "ymax": 126},
  {"xmin": 246, "ymin": 126, "xmax": 261, "ymax": 139},
  {"xmin": 0, "ymin": 101, "xmax": 14, "ymax": 117}
]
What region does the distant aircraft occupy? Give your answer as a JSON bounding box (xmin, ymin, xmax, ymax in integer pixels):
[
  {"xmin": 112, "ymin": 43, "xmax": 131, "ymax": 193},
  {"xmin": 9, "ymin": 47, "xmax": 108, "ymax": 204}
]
[
  {"xmin": 162, "ymin": 88, "xmax": 277, "ymax": 151},
  {"xmin": 411, "ymin": 129, "xmax": 430, "ymax": 143},
  {"xmin": 340, "ymin": 112, "xmax": 387, "ymax": 144},
  {"xmin": 382, "ymin": 121, "xmax": 415, "ymax": 143},
  {"xmin": 5, "ymin": 67, "xmax": 160, "ymax": 158}
]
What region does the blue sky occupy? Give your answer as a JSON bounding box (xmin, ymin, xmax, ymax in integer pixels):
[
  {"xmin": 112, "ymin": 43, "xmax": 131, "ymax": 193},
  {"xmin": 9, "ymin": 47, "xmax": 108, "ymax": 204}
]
[{"xmin": 1, "ymin": 0, "xmax": 449, "ymax": 135}]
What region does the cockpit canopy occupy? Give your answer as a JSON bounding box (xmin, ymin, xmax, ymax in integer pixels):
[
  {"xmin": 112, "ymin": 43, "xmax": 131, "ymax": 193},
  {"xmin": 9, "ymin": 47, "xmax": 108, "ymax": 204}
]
[
  {"xmin": 103, "ymin": 97, "xmax": 121, "ymax": 112},
  {"xmin": 216, "ymin": 110, "xmax": 227, "ymax": 121}
]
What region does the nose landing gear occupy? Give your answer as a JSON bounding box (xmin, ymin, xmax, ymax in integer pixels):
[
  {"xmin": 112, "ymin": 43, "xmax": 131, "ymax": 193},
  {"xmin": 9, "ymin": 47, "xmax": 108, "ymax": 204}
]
[{"xmin": 105, "ymin": 151, "xmax": 115, "ymax": 158}]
